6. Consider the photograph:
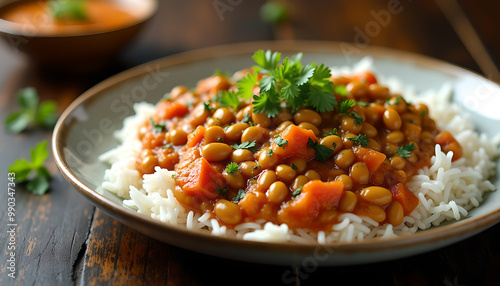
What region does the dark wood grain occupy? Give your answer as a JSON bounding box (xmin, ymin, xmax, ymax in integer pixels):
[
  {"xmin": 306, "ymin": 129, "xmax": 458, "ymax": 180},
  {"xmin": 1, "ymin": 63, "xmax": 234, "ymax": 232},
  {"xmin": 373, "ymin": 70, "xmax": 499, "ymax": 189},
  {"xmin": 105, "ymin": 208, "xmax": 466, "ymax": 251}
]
[{"xmin": 1, "ymin": 0, "xmax": 500, "ymax": 285}]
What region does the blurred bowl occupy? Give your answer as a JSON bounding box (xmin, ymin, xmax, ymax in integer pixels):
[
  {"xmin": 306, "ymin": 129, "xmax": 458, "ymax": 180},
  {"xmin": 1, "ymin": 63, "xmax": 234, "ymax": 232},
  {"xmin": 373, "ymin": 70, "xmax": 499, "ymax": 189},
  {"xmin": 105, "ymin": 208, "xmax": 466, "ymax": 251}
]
[{"xmin": 0, "ymin": 0, "xmax": 158, "ymax": 71}]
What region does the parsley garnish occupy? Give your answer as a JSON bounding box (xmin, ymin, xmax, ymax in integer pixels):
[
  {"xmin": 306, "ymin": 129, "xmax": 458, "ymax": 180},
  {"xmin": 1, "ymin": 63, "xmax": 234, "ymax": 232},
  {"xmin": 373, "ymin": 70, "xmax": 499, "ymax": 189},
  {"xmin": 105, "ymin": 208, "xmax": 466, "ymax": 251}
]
[
  {"xmin": 350, "ymin": 112, "xmax": 364, "ymax": 125},
  {"xmin": 339, "ymin": 99, "xmax": 356, "ymax": 113},
  {"xmin": 396, "ymin": 143, "xmax": 416, "ymax": 158},
  {"xmin": 162, "ymin": 143, "xmax": 173, "ymax": 149},
  {"xmin": 290, "ymin": 163, "xmax": 298, "ymax": 170},
  {"xmin": 232, "ymin": 189, "xmax": 246, "ymax": 203},
  {"xmin": 292, "ymin": 186, "xmax": 303, "ymax": 197},
  {"xmin": 48, "ymin": 0, "xmax": 88, "ymax": 21},
  {"xmin": 203, "ymin": 101, "xmax": 214, "ymax": 112},
  {"xmin": 150, "ymin": 118, "xmax": 166, "ymax": 133},
  {"xmin": 323, "ymin": 128, "xmax": 340, "ymax": 137},
  {"xmin": 274, "ymin": 136, "xmax": 288, "ymax": 149},
  {"xmin": 420, "ymin": 110, "xmax": 427, "ymax": 117},
  {"xmin": 242, "ymin": 112, "xmax": 254, "ymax": 125},
  {"xmin": 5, "ymin": 87, "xmax": 58, "ymax": 134},
  {"xmin": 217, "ymin": 91, "xmax": 242, "ymax": 110},
  {"xmin": 347, "ymin": 134, "xmax": 369, "ymax": 147},
  {"xmin": 333, "ymin": 85, "xmax": 348, "ymax": 96},
  {"xmin": 232, "ymin": 140, "xmax": 258, "ymax": 152},
  {"xmin": 246, "ymin": 50, "xmax": 338, "ymax": 117},
  {"xmin": 8, "ymin": 141, "xmax": 52, "ymax": 195},
  {"xmin": 226, "ymin": 162, "xmax": 239, "ymax": 175},
  {"xmin": 357, "ymin": 101, "xmax": 370, "ymax": 107},
  {"xmin": 267, "ymin": 149, "xmax": 274, "ymax": 156},
  {"xmin": 307, "ymin": 138, "xmax": 334, "ymax": 162},
  {"xmin": 215, "ymin": 187, "xmax": 227, "ymax": 197}
]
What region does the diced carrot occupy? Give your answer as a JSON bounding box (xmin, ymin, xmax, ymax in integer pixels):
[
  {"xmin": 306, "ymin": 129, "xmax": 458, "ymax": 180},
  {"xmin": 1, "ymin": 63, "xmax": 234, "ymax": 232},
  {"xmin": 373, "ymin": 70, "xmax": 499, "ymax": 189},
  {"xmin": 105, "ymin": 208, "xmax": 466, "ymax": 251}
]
[
  {"xmin": 279, "ymin": 181, "xmax": 344, "ymax": 222},
  {"xmin": 272, "ymin": 125, "xmax": 317, "ymax": 160},
  {"xmin": 187, "ymin": 125, "xmax": 206, "ymax": 148},
  {"xmin": 196, "ymin": 75, "xmax": 230, "ymax": 95},
  {"xmin": 156, "ymin": 101, "xmax": 189, "ymax": 120},
  {"xmin": 353, "ymin": 146, "xmax": 386, "ymax": 173},
  {"xmin": 181, "ymin": 157, "xmax": 225, "ymax": 199},
  {"xmin": 435, "ymin": 131, "xmax": 462, "ymax": 161},
  {"xmin": 391, "ymin": 183, "xmax": 419, "ymax": 216},
  {"xmin": 352, "ymin": 71, "xmax": 378, "ymax": 84}
]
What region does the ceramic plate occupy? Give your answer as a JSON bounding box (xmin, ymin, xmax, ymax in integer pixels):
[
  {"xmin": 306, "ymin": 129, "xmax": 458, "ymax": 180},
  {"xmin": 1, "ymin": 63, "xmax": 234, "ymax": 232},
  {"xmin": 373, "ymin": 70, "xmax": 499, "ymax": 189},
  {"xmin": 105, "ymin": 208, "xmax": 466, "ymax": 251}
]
[{"xmin": 53, "ymin": 41, "xmax": 500, "ymax": 266}]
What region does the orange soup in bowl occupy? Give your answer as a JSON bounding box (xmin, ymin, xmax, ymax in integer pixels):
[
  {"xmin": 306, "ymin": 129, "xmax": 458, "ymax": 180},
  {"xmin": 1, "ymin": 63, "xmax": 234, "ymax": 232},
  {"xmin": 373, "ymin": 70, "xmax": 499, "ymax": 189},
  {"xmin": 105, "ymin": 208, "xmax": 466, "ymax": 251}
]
[{"xmin": 0, "ymin": 0, "xmax": 139, "ymax": 35}]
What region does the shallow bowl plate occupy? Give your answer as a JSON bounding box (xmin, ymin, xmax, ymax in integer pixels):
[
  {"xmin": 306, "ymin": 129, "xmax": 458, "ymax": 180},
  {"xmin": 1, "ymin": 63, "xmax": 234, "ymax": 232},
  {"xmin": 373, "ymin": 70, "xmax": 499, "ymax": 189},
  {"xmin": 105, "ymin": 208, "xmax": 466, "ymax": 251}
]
[{"xmin": 53, "ymin": 41, "xmax": 500, "ymax": 265}]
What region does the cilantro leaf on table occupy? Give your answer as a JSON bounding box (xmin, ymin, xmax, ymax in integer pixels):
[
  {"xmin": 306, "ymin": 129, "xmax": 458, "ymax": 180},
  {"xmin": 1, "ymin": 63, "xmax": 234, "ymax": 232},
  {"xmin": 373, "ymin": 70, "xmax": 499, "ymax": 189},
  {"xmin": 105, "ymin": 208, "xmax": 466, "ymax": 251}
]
[
  {"xmin": 5, "ymin": 87, "xmax": 58, "ymax": 134},
  {"xmin": 8, "ymin": 141, "xmax": 52, "ymax": 195}
]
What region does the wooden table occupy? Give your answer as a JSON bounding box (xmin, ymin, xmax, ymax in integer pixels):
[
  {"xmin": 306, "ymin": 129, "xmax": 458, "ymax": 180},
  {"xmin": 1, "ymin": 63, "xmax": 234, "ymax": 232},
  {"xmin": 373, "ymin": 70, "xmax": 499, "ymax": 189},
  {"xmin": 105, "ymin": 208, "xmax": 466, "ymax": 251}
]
[{"xmin": 1, "ymin": 1, "xmax": 499, "ymax": 285}]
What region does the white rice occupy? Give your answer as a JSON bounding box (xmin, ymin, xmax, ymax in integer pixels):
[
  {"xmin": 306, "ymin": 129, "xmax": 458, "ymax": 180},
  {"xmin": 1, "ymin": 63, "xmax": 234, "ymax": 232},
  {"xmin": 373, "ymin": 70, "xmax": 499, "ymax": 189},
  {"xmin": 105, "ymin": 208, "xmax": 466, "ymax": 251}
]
[{"xmin": 99, "ymin": 60, "xmax": 499, "ymax": 243}]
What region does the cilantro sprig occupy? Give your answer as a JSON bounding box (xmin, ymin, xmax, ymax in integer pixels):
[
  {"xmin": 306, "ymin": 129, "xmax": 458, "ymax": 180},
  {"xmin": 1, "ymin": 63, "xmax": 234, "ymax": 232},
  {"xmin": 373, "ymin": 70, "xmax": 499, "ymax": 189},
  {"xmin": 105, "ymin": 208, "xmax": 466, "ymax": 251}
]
[
  {"xmin": 245, "ymin": 50, "xmax": 338, "ymax": 117},
  {"xmin": 232, "ymin": 189, "xmax": 246, "ymax": 203},
  {"xmin": 48, "ymin": 0, "xmax": 88, "ymax": 21},
  {"xmin": 5, "ymin": 87, "xmax": 58, "ymax": 134},
  {"xmin": 8, "ymin": 141, "xmax": 52, "ymax": 195},
  {"xmin": 150, "ymin": 118, "xmax": 166, "ymax": 133}
]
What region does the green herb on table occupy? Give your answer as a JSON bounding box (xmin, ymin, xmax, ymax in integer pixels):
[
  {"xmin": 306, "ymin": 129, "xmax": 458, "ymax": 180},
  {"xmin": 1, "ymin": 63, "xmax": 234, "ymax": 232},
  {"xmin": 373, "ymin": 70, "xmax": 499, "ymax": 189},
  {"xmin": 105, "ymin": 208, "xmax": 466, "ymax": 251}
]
[
  {"xmin": 5, "ymin": 87, "xmax": 58, "ymax": 134},
  {"xmin": 8, "ymin": 141, "xmax": 52, "ymax": 195},
  {"xmin": 48, "ymin": 0, "xmax": 88, "ymax": 21}
]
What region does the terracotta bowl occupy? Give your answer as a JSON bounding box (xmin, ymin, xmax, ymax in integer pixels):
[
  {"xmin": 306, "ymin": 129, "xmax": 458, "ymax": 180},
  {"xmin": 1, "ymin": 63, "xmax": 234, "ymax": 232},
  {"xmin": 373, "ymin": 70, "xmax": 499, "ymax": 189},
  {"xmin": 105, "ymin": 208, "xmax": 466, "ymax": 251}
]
[{"xmin": 0, "ymin": 0, "xmax": 158, "ymax": 71}]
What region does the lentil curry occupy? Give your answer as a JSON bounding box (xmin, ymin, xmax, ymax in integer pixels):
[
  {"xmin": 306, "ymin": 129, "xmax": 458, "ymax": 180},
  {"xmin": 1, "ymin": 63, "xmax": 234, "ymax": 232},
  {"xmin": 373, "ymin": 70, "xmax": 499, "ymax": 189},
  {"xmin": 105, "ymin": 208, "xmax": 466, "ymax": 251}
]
[{"xmin": 136, "ymin": 51, "xmax": 462, "ymax": 231}]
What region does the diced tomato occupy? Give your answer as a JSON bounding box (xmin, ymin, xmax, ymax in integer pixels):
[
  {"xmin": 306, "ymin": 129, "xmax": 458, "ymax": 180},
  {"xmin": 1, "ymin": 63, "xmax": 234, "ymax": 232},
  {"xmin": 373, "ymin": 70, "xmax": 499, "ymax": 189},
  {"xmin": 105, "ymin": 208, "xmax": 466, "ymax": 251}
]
[
  {"xmin": 155, "ymin": 101, "xmax": 189, "ymax": 120},
  {"xmin": 181, "ymin": 157, "xmax": 225, "ymax": 200},
  {"xmin": 187, "ymin": 125, "xmax": 205, "ymax": 148},
  {"xmin": 353, "ymin": 146, "xmax": 386, "ymax": 173},
  {"xmin": 278, "ymin": 181, "xmax": 344, "ymax": 226},
  {"xmin": 272, "ymin": 125, "xmax": 317, "ymax": 160},
  {"xmin": 391, "ymin": 183, "xmax": 419, "ymax": 216},
  {"xmin": 435, "ymin": 131, "xmax": 463, "ymax": 161}
]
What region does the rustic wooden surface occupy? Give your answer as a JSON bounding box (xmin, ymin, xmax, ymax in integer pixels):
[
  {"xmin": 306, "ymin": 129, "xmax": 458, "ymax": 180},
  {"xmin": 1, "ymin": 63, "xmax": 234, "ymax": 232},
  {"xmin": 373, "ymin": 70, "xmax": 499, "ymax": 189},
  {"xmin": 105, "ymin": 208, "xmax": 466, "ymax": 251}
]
[{"xmin": 1, "ymin": 0, "xmax": 499, "ymax": 285}]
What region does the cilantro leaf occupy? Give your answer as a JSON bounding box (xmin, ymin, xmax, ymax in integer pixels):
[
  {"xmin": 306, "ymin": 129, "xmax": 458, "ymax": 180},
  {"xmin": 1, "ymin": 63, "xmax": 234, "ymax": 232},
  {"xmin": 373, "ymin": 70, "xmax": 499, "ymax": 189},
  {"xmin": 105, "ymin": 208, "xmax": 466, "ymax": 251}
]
[
  {"xmin": 150, "ymin": 118, "xmax": 166, "ymax": 133},
  {"xmin": 397, "ymin": 143, "xmax": 416, "ymax": 158},
  {"xmin": 215, "ymin": 187, "xmax": 227, "ymax": 197},
  {"xmin": 323, "ymin": 128, "xmax": 340, "ymax": 137},
  {"xmin": 203, "ymin": 101, "xmax": 214, "ymax": 112},
  {"xmin": 292, "ymin": 186, "xmax": 303, "ymax": 197},
  {"xmin": 8, "ymin": 141, "xmax": 52, "ymax": 195},
  {"xmin": 350, "ymin": 112, "xmax": 364, "ymax": 125},
  {"xmin": 237, "ymin": 72, "xmax": 258, "ymax": 99},
  {"xmin": 252, "ymin": 92, "xmax": 281, "ymax": 117},
  {"xmin": 232, "ymin": 140, "xmax": 258, "ymax": 152},
  {"xmin": 226, "ymin": 162, "xmax": 240, "ymax": 175},
  {"xmin": 49, "ymin": 0, "xmax": 88, "ymax": 21},
  {"xmin": 307, "ymin": 138, "xmax": 333, "ymax": 162},
  {"xmin": 308, "ymin": 90, "xmax": 337, "ymax": 113},
  {"xmin": 296, "ymin": 64, "xmax": 315, "ymax": 86},
  {"xmin": 339, "ymin": 99, "xmax": 356, "ymax": 113},
  {"xmin": 347, "ymin": 134, "xmax": 369, "ymax": 147},
  {"xmin": 334, "ymin": 85, "xmax": 348, "ymax": 96},
  {"xmin": 232, "ymin": 189, "xmax": 246, "ymax": 202},
  {"xmin": 218, "ymin": 91, "xmax": 242, "ymax": 110},
  {"xmin": 274, "ymin": 136, "xmax": 288, "ymax": 149},
  {"xmin": 5, "ymin": 87, "xmax": 58, "ymax": 134},
  {"xmin": 252, "ymin": 50, "xmax": 281, "ymax": 72}
]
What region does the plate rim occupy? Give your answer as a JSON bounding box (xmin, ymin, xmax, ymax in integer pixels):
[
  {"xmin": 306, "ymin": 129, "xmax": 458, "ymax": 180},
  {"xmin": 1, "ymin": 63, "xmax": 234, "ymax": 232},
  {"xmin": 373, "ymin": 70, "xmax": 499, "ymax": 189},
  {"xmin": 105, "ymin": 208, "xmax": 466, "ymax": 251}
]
[{"xmin": 52, "ymin": 40, "xmax": 500, "ymax": 260}]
